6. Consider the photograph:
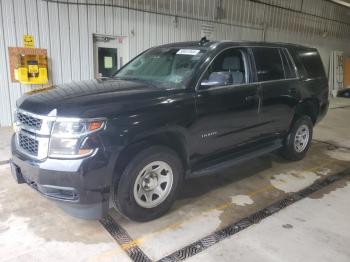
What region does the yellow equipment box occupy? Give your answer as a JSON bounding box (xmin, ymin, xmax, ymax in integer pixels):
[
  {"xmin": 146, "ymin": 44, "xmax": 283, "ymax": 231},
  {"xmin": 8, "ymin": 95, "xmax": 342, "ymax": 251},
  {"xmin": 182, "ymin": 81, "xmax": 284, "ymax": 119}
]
[{"xmin": 14, "ymin": 53, "xmax": 48, "ymax": 85}]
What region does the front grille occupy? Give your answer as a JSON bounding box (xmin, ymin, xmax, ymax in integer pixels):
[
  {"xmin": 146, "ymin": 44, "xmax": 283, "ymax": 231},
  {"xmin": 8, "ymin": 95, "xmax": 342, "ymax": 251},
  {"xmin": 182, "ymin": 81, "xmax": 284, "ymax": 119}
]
[
  {"xmin": 17, "ymin": 111, "xmax": 42, "ymax": 130},
  {"xmin": 18, "ymin": 133, "xmax": 39, "ymax": 156},
  {"xmin": 14, "ymin": 109, "xmax": 52, "ymax": 159}
]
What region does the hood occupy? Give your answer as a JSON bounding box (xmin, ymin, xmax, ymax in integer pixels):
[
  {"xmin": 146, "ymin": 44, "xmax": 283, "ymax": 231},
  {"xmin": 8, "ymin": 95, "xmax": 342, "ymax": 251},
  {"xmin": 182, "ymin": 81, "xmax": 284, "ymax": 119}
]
[{"xmin": 17, "ymin": 79, "xmax": 173, "ymax": 118}]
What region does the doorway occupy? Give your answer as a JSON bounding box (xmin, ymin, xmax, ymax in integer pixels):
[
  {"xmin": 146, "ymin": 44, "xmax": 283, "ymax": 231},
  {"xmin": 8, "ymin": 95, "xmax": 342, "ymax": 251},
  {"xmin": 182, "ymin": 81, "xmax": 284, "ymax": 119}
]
[{"xmin": 93, "ymin": 34, "xmax": 129, "ymax": 78}]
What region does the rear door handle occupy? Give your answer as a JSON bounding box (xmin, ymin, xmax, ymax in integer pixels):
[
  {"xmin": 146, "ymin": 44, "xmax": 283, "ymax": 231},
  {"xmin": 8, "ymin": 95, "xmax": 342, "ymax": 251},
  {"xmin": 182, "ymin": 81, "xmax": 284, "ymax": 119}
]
[
  {"xmin": 245, "ymin": 95, "xmax": 259, "ymax": 102},
  {"xmin": 289, "ymin": 87, "xmax": 297, "ymax": 96}
]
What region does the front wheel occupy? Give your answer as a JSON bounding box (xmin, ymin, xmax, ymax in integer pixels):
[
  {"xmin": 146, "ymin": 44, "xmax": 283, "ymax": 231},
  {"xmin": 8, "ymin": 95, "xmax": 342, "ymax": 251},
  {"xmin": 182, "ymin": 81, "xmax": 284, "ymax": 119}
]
[
  {"xmin": 281, "ymin": 116, "xmax": 313, "ymax": 161},
  {"xmin": 113, "ymin": 146, "xmax": 183, "ymax": 222}
]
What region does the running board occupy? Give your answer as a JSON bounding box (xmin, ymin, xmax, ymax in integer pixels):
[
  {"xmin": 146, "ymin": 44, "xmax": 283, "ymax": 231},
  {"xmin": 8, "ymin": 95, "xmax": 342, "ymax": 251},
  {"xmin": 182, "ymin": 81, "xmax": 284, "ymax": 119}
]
[{"xmin": 190, "ymin": 140, "xmax": 282, "ymax": 178}]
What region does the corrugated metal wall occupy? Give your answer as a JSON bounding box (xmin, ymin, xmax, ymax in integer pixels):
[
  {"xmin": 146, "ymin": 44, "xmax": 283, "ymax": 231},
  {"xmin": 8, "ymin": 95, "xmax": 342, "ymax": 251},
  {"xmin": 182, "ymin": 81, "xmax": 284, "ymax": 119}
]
[{"xmin": 0, "ymin": 0, "xmax": 349, "ymax": 126}]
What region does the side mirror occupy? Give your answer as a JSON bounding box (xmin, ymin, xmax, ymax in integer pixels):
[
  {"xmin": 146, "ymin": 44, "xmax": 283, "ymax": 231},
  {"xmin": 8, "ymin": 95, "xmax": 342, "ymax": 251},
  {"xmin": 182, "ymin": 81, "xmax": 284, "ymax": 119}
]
[{"xmin": 200, "ymin": 71, "xmax": 233, "ymax": 88}]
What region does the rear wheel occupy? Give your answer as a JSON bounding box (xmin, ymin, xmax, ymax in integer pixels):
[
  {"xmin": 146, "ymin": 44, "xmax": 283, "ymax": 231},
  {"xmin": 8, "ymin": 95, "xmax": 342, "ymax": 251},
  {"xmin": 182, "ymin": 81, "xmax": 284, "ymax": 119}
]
[
  {"xmin": 281, "ymin": 116, "xmax": 313, "ymax": 161},
  {"xmin": 113, "ymin": 146, "xmax": 183, "ymax": 222}
]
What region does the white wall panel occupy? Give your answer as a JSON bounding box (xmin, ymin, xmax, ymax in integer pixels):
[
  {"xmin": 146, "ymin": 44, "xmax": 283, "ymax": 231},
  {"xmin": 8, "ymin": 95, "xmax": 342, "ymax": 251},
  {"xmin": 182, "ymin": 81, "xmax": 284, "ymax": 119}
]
[
  {"xmin": 128, "ymin": 9, "xmax": 136, "ymax": 57},
  {"xmin": 149, "ymin": 12, "xmax": 157, "ymax": 47},
  {"xmin": 143, "ymin": 11, "xmax": 150, "ymax": 50},
  {"xmin": 58, "ymin": 1, "xmax": 72, "ymax": 82},
  {"xmin": 37, "ymin": 0, "xmax": 52, "ymax": 84},
  {"xmin": 96, "ymin": 0, "xmax": 105, "ymax": 33},
  {"xmin": 13, "ymin": 0, "xmax": 27, "ymax": 94},
  {"xmin": 87, "ymin": 0, "xmax": 96, "ymax": 78},
  {"xmin": 26, "ymin": 0, "xmax": 41, "ymax": 51},
  {"xmin": 2, "ymin": 0, "xmax": 20, "ymax": 124},
  {"xmin": 136, "ymin": 10, "xmax": 144, "ymax": 53},
  {"xmin": 0, "ymin": 0, "xmax": 349, "ymax": 126},
  {"xmin": 112, "ymin": 4, "xmax": 122, "ymax": 36},
  {"xmin": 69, "ymin": 0, "xmax": 81, "ymax": 81},
  {"xmin": 78, "ymin": 0, "xmax": 89, "ymax": 80},
  {"xmin": 105, "ymin": 0, "xmax": 114, "ymax": 35},
  {"xmin": 0, "ymin": 0, "xmax": 12, "ymax": 126},
  {"xmin": 48, "ymin": 0, "xmax": 63, "ymax": 84}
]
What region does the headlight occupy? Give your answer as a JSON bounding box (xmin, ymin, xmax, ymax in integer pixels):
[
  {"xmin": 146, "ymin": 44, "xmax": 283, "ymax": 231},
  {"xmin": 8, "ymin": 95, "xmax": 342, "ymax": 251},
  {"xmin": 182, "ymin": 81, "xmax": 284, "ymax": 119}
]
[
  {"xmin": 48, "ymin": 118, "xmax": 105, "ymax": 158},
  {"xmin": 51, "ymin": 119, "xmax": 105, "ymax": 138}
]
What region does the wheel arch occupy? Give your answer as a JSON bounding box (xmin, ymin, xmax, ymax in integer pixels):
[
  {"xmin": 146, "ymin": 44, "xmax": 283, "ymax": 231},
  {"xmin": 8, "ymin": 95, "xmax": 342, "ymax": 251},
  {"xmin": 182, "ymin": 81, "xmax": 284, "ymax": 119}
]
[
  {"xmin": 293, "ymin": 98, "xmax": 319, "ymax": 125},
  {"xmin": 112, "ymin": 129, "xmax": 189, "ymax": 187}
]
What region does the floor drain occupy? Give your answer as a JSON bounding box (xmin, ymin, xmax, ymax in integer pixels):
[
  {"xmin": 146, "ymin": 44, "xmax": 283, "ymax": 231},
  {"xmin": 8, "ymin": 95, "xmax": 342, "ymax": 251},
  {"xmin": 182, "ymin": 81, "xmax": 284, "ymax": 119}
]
[
  {"xmin": 99, "ymin": 214, "xmax": 152, "ymax": 262},
  {"xmin": 158, "ymin": 169, "xmax": 349, "ymax": 262}
]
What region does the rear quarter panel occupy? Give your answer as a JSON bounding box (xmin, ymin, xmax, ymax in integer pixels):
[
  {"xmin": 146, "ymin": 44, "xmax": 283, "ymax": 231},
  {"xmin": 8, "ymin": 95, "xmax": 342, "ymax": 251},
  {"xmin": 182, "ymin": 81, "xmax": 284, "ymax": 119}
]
[{"xmin": 289, "ymin": 47, "xmax": 329, "ymax": 123}]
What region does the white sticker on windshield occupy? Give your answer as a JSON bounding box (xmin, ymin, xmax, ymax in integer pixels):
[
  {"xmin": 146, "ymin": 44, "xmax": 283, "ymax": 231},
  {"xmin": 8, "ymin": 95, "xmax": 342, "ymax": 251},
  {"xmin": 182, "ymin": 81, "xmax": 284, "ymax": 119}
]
[{"xmin": 176, "ymin": 49, "xmax": 200, "ymax": 55}]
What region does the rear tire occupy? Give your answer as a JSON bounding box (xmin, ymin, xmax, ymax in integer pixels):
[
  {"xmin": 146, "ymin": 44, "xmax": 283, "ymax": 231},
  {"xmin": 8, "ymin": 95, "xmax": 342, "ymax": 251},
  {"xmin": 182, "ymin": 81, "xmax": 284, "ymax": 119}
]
[
  {"xmin": 281, "ymin": 115, "xmax": 313, "ymax": 161},
  {"xmin": 113, "ymin": 146, "xmax": 183, "ymax": 222}
]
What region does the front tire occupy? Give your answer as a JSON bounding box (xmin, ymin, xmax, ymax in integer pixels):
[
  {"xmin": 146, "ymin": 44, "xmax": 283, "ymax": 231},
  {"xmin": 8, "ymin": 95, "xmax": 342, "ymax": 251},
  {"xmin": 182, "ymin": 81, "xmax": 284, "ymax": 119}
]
[
  {"xmin": 281, "ymin": 116, "xmax": 313, "ymax": 161},
  {"xmin": 113, "ymin": 146, "xmax": 183, "ymax": 222}
]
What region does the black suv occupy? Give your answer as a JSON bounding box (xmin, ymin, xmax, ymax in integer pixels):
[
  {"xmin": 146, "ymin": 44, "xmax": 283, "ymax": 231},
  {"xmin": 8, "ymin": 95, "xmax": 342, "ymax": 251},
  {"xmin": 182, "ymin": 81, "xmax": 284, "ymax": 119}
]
[{"xmin": 11, "ymin": 40, "xmax": 329, "ymax": 221}]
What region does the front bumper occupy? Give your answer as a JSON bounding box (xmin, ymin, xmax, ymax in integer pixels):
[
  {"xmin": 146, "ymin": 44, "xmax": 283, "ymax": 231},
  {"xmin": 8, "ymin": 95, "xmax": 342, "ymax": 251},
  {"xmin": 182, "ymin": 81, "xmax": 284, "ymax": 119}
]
[{"xmin": 10, "ymin": 135, "xmax": 116, "ymax": 219}]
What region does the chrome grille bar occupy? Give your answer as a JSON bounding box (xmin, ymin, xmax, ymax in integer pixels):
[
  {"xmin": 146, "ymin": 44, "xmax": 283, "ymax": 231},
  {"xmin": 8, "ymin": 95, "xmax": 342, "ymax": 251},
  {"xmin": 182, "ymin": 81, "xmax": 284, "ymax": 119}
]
[
  {"xmin": 16, "ymin": 111, "xmax": 43, "ymax": 130},
  {"xmin": 18, "ymin": 133, "xmax": 39, "ymax": 156},
  {"xmin": 14, "ymin": 109, "xmax": 56, "ymax": 160},
  {"xmin": 15, "ymin": 109, "xmax": 55, "ymax": 136}
]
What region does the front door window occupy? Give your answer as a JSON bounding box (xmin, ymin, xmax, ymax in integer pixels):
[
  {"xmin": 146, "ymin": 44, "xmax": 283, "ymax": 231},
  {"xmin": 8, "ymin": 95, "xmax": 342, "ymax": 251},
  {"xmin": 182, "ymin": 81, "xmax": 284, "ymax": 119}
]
[{"xmin": 201, "ymin": 48, "xmax": 247, "ymax": 86}]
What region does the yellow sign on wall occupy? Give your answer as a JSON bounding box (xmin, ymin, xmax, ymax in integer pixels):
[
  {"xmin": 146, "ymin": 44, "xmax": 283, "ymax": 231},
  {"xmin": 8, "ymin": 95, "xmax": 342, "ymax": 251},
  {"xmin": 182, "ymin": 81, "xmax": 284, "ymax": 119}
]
[{"xmin": 23, "ymin": 35, "xmax": 34, "ymax": 48}]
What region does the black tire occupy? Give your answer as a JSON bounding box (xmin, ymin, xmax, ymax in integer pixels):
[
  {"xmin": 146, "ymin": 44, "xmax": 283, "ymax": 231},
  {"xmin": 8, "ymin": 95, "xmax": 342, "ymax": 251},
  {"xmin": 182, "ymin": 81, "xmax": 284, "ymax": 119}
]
[
  {"xmin": 281, "ymin": 115, "xmax": 313, "ymax": 161},
  {"xmin": 112, "ymin": 146, "xmax": 184, "ymax": 222}
]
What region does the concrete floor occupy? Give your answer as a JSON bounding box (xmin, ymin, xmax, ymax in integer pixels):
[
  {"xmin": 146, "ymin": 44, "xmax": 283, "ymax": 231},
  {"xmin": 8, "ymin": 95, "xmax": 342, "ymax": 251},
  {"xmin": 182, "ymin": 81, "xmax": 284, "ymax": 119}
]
[
  {"xmin": 0, "ymin": 97, "xmax": 350, "ymax": 262},
  {"xmin": 187, "ymin": 177, "xmax": 350, "ymax": 262}
]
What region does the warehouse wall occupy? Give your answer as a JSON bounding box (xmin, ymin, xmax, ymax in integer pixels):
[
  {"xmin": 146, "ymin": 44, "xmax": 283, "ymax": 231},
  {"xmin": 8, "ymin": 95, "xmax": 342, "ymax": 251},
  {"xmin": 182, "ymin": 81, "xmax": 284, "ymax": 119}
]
[{"xmin": 0, "ymin": 0, "xmax": 349, "ymax": 126}]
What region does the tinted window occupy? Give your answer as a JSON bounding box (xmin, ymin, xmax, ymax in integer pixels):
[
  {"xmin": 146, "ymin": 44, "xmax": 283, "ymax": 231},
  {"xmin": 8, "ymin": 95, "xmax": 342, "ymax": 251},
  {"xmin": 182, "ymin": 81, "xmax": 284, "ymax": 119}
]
[
  {"xmin": 253, "ymin": 47, "xmax": 284, "ymax": 81},
  {"xmin": 298, "ymin": 50, "xmax": 325, "ymax": 78},
  {"xmin": 202, "ymin": 48, "xmax": 246, "ymax": 86},
  {"xmin": 280, "ymin": 49, "xmax": 296, "ymax": 79}
]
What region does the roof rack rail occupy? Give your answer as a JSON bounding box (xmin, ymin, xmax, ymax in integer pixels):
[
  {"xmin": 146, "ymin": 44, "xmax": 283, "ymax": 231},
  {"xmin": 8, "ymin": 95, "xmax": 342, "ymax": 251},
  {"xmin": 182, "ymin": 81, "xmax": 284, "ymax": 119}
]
[{"xmin": 199, "ymin": 37, "xmax": 209, "ymax": 46}]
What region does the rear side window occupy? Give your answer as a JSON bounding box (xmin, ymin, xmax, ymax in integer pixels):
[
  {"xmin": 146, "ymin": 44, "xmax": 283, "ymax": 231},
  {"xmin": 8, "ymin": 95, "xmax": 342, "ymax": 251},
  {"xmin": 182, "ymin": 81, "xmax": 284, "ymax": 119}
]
[
  {"xmin": 253, "ymin": 47, "xmax": 284, "ymax": 81},
  {"xmin": 280, "ymin": 49, "xmax": 296, "ymax": 79},
  {"xmin": 298, "ymin": 50, "xmax": 325, "ymax": 78}
]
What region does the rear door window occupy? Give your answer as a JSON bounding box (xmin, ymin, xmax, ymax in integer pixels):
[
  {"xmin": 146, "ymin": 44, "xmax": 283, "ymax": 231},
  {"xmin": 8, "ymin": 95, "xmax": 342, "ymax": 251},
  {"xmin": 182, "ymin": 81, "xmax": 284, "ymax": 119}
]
[{"xmin": 253, "ymin": 47, "xmax": 284, "ymax": 82}]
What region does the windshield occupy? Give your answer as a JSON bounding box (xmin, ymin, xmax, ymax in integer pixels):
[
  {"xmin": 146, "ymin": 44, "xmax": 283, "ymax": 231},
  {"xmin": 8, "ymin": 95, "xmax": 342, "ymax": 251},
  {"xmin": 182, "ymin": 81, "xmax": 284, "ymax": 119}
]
[{"xmin": 114, "ymin": 47, "xmax": 207, "ymax": 88}]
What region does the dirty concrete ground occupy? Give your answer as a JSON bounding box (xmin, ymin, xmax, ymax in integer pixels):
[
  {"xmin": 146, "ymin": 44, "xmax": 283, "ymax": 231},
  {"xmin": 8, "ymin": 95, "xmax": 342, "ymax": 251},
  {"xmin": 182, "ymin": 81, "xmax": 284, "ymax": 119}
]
[
  {"xmin": 0, "ymin": 165, "xmax": 131, "ymax": 261},
  {"xmin": 111, "ymin": 142, "xmax": 350, "ymax": 261},
  {"xmin": 0, "ymin": 127, "xmax": 12, "ymax": 163},
  {"xmin": 314, "ymin": 97, "xmax": 350, "ymax": 148},
  {"xmin": 187, "ymin": 176, "xmax": 350, "ymax": 262},
  {"xmin": 0, "ymin": 97, "xmax": 350, "ymax": 262}
]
